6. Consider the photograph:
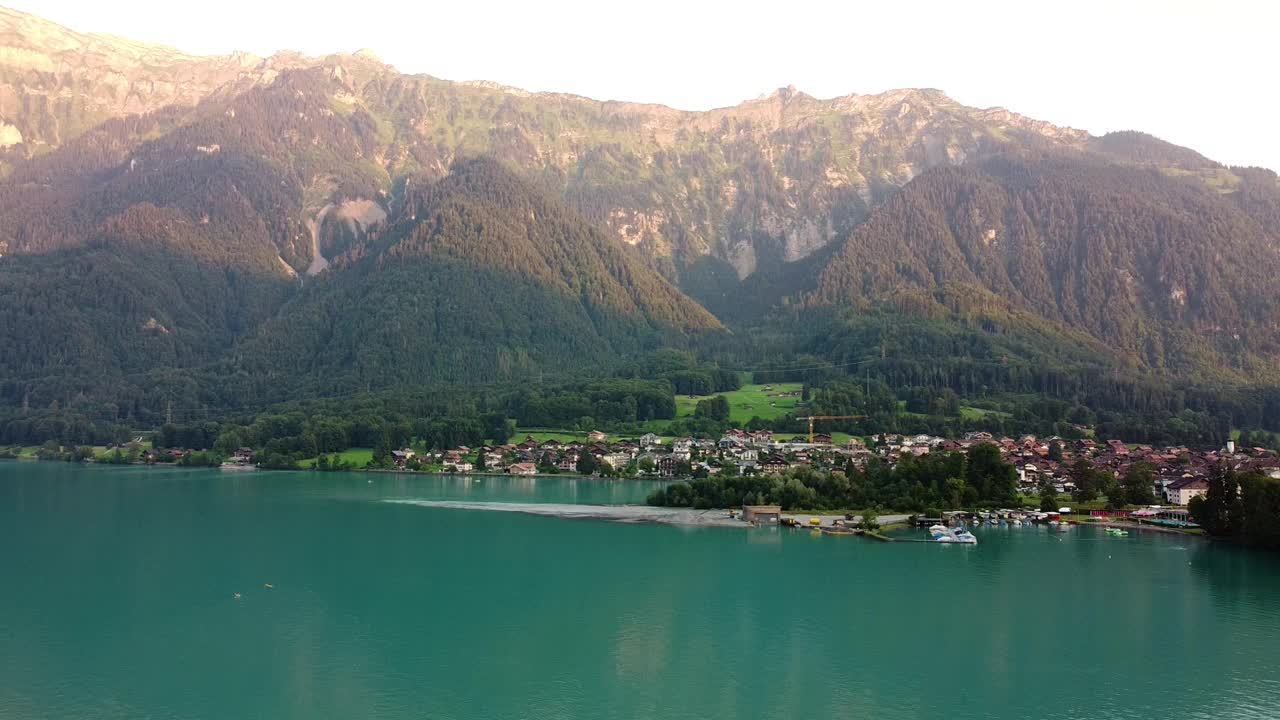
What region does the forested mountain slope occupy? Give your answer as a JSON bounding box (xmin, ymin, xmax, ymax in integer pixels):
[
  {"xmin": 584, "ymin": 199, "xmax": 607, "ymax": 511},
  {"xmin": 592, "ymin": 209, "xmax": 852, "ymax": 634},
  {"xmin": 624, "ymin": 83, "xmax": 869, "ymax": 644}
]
[
  {"xmin": 0, "ymin": 212, "xmax": 294, "ymax": 413},
  {"xmin": 0, "ymin": 157, "xmax": 722, "ymax": 416},
  {"xmin": 223, "ymin": 158, "xmax": 722, "ymax": 400},
  {"xmin": 806, "ymin": 151, "xmax": 1280, "ymax": 379}
]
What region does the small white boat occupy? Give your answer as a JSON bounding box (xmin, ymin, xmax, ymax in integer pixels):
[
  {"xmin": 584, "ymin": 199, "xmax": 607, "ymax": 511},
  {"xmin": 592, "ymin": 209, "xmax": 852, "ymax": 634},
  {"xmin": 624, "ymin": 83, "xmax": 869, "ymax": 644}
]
[{"xmin": 929, "ymin": 524, "xmax": 978, "ymax": 544}]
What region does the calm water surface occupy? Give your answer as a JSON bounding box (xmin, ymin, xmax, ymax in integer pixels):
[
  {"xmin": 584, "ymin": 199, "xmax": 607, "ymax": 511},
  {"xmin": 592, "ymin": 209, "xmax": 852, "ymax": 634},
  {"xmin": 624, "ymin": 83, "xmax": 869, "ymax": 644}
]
[{"xmin": 2, "ymin": 462, "xmax": 1279, "ymax": 719}]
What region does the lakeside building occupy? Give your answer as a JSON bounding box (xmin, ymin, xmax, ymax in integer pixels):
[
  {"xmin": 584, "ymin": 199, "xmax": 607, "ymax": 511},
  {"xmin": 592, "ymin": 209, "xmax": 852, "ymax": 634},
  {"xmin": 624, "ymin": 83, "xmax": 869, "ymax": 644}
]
[
  {"xmin": 741, "ymin": 505, "xmax": 782, "ymax": 524},
  {"xmin": 1165, "ymin": 477, "xmax": 1209, "ymax": 506}
]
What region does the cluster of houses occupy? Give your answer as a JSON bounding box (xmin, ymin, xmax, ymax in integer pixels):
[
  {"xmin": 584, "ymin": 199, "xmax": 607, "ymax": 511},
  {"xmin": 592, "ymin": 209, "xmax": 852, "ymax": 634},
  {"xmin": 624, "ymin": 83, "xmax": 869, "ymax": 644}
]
[
  {"xmin": 395, "ymin": 431, "xmax": 695, "ymax": 478},
  {"xmin": 390, "ymin": 428, "xmax": 1280, "ymax": 507},
  {"xmin": 960, "ymin": 433, "xmax": 1280, "ymax": 507},
  {"xmin": 391, "ymin": 428, "xmax": 908, "ymax": 482},
  {"xmin": 133, "ymin": 446, "xmax": 255, "ymax": 465},
  {"xmin": 127, "ymin": 421, "xmax": 1279, "ymax": 509}
]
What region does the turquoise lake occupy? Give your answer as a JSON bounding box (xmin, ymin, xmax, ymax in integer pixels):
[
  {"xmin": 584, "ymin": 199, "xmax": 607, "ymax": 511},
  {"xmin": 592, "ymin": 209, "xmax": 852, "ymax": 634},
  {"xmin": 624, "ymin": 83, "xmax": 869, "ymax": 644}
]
[{"xmin": 2, "ymin": 462, "xmax": 1279, "ymax": 719}]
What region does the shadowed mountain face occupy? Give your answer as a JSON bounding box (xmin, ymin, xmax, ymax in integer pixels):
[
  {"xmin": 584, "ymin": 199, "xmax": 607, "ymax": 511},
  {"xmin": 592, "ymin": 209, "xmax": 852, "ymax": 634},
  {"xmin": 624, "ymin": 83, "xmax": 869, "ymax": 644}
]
[
  {"xmin": 0, "ymin": 155, "xmax": 722, "ymax": 411},
  {"xmin": 807, "ymin": 152, "xmax": 1280, "ymax": 378},
  {"xmin": 223, "ymin": 157, "xmax": 724, "ymax": 401},
  {"xmin": 1, "ymin": 6, "xmax": 1280, "ymax": 417}
]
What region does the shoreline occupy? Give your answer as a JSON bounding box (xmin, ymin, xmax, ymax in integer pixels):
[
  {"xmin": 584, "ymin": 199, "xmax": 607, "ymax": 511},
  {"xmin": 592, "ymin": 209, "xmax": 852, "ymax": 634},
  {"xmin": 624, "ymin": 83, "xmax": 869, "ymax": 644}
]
[
  {"xmin": 0, "ymin": 458, "xmax": 677, "ymax": 481},
  {"xmin": 0, "ymin": 460, "xmax": 1210, "ymax": 540},
  {"xmin": 385, "ymin": 500, "xmax": 747, "ymax": 528},
  {"xmin": 385, "ymin": 499, "xmax": 910, "ymax": 530}
]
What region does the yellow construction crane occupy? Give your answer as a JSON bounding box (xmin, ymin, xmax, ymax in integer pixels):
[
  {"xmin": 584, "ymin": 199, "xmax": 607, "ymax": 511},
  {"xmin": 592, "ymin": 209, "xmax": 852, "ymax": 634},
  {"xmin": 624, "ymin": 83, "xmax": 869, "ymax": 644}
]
[{"xmin": 796, "ymin": 415, "xmax": 868, "ymax": 443}]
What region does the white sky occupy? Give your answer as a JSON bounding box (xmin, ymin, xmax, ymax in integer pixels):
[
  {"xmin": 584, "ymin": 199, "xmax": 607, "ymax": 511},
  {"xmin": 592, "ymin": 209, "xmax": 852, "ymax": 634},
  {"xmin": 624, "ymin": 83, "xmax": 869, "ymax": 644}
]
[{"xmin": 13, "ymin": 0, "xmax": 1279, "ymax": 171}]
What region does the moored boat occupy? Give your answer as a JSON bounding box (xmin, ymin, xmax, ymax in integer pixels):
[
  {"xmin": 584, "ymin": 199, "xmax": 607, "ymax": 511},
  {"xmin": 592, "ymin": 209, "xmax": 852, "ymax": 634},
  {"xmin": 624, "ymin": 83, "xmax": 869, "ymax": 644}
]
[{"xmin": 929, "ymin": 524, "xmax": 979, "ymax": 544}]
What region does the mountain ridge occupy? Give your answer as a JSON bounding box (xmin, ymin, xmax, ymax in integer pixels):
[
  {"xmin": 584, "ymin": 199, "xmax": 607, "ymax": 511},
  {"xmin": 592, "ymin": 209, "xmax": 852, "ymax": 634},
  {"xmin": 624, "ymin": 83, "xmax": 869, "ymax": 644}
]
[
  {"xmin": 0, "ymin": 49, "xmax": 1108, "ymax": 282},
  {"xmin": 2, "ymin": 5, "xmax": 1280, "ymax": 434},
  {"xmin": 0, "ymin": 7, "xmax": 1088, "ymax": 144},
  {"xmin": 15, "ymin": 5, "xmax": 1264, "ymax": 295}
]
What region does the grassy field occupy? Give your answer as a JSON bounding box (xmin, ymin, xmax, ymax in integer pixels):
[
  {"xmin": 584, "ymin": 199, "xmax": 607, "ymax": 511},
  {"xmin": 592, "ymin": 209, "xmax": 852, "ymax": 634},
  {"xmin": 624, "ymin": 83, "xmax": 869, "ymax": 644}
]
[
  {"xmin": 299, "ymin": 448, "xmax": 374, "ymax": 469},
  {"xmin": 673, "ymin": 383, "xmax": 805, "ymax": 424},
  {"xmin": 634, "ymin": 419, "xmax": 676, "ymax": 434},
  {"xmin": 517, "ymin": 430, "xmax": 597, "ymax": 444},
  {"xmin": 3, "ymin": 443, "xmax": 153, "ymax": 461},
  {"xmin": 518, "ymin": 429, "xmax": 683, "ymax": 444},
  {"xmin": 535, "ymin": 383, "xmax": 818, "ymax": 438},
  {"xmin": 1018, "ymin": 495, "xmax": 1115, "ymax": 512},
  {"xmin": 959, "ymin": 405, "xmax": 1012, "ymax": 422},
  {"xmin": 514, "ymin": 428, "xmax": 855, "ymax": 445}
]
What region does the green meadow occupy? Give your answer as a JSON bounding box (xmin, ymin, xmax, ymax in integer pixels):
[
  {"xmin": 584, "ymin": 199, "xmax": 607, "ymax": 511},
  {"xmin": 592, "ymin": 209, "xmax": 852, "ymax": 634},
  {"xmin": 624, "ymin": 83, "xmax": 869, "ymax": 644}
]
[{"xmin": 673, "ymin": 383, "xmax": 804, "ymax": 424}]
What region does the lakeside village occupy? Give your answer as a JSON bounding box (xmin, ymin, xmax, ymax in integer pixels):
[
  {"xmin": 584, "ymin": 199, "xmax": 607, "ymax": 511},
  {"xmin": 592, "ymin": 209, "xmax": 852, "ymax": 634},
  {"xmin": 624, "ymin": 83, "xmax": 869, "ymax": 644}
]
[{"xmin": 197, "ymin": 428, "xmax": 1276, "ymax": 512}]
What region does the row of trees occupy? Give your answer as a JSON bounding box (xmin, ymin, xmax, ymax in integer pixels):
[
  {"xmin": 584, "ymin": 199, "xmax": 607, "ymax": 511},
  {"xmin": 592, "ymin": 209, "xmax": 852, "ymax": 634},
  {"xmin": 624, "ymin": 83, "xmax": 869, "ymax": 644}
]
[
  {"xmin": 504, "ymin": 380, "xmax": 677, "ymax": 429},
  {"xmin": 8, "ymin": 316, "xmax": 1280, "ymax": 454},
  {"xmin": 1040, "ymin": 459, "xmax": 1157, "ymax": 510},
  {"xmin": 1190, "ymin": 465, "xmax": 1280, "ymax": 549}
]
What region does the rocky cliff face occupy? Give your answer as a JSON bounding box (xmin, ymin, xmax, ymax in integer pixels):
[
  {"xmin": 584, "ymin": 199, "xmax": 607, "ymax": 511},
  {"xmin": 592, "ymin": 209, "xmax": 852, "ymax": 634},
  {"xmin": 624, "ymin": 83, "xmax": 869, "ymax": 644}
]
[
  {"xmin": 2, "ymin": 6, "xmax": 1273, "ymax": 311},
  {"xmin": 342, "ymin": 76, "xmax": 1093, "ymax": 281},
  {"xmin": 0, "ymin": 7, "xmax": 1097, "ymax": 286},
  {"xmin": 0, "ymin": 8, "xmax": 306, "ymax": 171}
]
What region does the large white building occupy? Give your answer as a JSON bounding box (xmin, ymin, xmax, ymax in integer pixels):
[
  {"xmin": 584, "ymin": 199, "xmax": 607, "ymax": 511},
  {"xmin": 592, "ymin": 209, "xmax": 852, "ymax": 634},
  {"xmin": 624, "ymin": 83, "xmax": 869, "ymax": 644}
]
[{"xmin": 1165, "ymin": 477, "xmax": 1209, "ymax": 506}]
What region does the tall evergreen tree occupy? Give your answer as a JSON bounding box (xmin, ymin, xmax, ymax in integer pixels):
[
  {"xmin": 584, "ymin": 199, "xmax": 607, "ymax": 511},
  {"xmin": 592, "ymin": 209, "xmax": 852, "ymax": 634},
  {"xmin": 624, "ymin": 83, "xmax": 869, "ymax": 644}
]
[{"xmin": 1121, "ymin": 462, "xmax": 1156, "ymax": 506}]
